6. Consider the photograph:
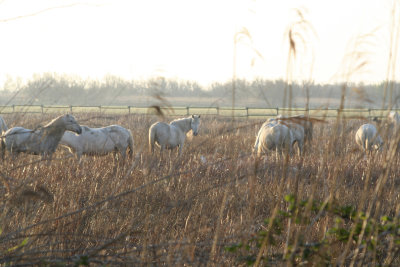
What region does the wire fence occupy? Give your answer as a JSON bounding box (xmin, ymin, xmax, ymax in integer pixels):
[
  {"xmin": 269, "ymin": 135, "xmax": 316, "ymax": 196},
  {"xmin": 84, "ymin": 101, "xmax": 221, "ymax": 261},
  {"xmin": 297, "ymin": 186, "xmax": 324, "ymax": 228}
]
[{"xmin": 0, "ymin": 104, "xmax": 396, "ymax": 119}]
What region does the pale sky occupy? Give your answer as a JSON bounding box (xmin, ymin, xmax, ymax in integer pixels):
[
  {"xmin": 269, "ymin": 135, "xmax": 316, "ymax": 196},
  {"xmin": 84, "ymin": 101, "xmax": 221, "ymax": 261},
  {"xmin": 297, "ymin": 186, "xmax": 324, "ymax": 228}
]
[{"xmin": 0, "ymin": 0, "xmax": 397, "ymax": 88}]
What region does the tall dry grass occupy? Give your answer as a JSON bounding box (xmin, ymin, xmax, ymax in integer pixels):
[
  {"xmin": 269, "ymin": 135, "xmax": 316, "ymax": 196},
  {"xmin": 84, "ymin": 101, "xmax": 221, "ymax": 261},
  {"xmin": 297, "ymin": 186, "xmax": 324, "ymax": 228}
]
[
  {"xmin": 0, "ymin": 2, "xmax": 399, "ymax": 266},
  {"xmin": 0, "ymin": 112, "xmax": 398, "ymax": 266}
]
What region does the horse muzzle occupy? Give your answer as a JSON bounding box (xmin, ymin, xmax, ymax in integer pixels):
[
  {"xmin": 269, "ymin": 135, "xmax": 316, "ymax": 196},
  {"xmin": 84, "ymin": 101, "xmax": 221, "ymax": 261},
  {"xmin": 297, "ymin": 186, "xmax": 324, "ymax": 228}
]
[
  {"xmin": 193, "ymin": 132, "xmax": 198, "ymax": 136},
  {"xmin": 75, "ymin": 126, "xmax": 82, "ymax": 135}
]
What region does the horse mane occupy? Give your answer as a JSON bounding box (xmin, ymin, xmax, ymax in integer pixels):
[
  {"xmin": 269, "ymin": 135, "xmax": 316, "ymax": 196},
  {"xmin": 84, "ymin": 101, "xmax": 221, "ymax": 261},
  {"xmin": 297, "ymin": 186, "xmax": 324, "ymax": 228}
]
[
  {"xmin": 44, "ymin": 114, "xmax": 65, "ymax": 128},
  {"xmin": 170, "ymin": 117, "xmax": 191, "ymax": 125},
  {"xmin": 170, "ymin": 117, "xmax": 192, "ymax": 132}
]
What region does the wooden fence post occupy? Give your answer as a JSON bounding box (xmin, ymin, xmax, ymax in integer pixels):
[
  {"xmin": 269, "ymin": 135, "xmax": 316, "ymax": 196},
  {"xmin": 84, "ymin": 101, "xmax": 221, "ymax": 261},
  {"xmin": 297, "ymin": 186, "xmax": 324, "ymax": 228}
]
[
  {"xmin": 70, "ymin": 105, "xmax": 73, "ymax": 114},
  {"xmin": 186, "ymin": 106, "xmax": 189, "ymax": 116},
  {"xmin": 246, "ymin": 107, "xmax": 249, "ymax": 118},
  {"xmin": 99, "ymin": 105, "xmax": 102, "ymax": 113},
  {"xmin": 216, "ymin": 107, "xmax": 219, "ymax": 116},
  {"xmin": 276, "ymin": 107, "xmax": 279, "ymax": 116},
  {"xmin": 128, "ymin": 106, "xmax": 131, "ymax": 115},
  {"xmin": 41, "ymin": 105, "xmax": 44, "ymax": 114}
]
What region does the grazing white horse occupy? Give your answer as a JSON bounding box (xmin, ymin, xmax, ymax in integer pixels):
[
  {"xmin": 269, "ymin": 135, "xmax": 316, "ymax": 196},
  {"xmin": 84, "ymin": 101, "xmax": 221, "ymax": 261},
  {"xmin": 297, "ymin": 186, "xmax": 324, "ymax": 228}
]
[
  {"xmin": 355, "ymin": 124, "xmax": 383, "ymax": 152},
  {"xmin": 254, "ymin": 122, "xmax": 293, "ymax": 158},
  {"xmin": 1, "ymin": 114, "xmax": 82, "ymax": 160},
  {"xmin": 149, "ymin": 115, "xmax": 200, "ymax": 156},
  {"xmin": 271, "ymin": 115, "xmax": 305, "ymax": 155},
  {"xmin": 0, "ymin": 116, "xmax": 8, "ymax": 134},
  {"xmin": 60, "ymin": 125, "xmax": 134, "ymax": 161}
]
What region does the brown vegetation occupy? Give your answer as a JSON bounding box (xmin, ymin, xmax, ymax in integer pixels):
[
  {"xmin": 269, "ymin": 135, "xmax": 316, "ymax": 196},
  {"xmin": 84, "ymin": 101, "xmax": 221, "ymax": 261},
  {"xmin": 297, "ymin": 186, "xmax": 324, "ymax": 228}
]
[{"xmin": 0, "ymin": 112, "xmax": 398, "ymax": 266}]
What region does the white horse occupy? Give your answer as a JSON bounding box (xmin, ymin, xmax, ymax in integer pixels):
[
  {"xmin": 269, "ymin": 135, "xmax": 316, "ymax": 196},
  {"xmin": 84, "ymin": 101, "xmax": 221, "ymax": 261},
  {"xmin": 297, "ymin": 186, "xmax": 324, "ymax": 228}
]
[
  {"xmin": 1, "ymin": 114, "xmax": 82, "ymax": 160},
  {"xmin": 387, "ymin": 111, "xmax": 400, "ymax": 137},
  {"xmin": 60, "ymin": 125, "xmax": 134, "ymax": 161},
  {"xmin": 355, "ymin": 124, "xmax": 383, "ymax": 152},
  {"xmin": 388, "ymin": 111, "xmax": 400, "ymax": 127},
  {"xmin": 269, "ymin": 115, "xmax": 305, "ymax": 155},
  {"xmin": 149, "ymin": 115, "xmax": 200, "ymax": 156},
  {"xmin": 254, "ymin": 122, "xmax": 293, "ymax": 158},
  {"xmin": 0, "ymin": 116, "xmax": 8, "ymax": 134}
]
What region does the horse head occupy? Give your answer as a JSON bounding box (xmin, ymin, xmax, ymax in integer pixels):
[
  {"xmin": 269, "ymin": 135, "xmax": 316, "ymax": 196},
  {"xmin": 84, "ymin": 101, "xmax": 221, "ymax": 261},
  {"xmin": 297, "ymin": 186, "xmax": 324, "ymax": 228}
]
[
  {"xmin": 191, "ymin": 115, "xmax": 201, "ymax": 136},
  {"xmin": 64, "ymin": 114, "xmax": 82, "ymax": 134}
]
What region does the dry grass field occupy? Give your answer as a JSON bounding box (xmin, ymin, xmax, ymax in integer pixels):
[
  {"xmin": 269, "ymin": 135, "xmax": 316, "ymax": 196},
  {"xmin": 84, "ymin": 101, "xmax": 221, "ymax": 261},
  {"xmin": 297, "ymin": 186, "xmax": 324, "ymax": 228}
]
[{"xmin": 0, "ymin": 112, "xmax": 399, "ymax": 266}]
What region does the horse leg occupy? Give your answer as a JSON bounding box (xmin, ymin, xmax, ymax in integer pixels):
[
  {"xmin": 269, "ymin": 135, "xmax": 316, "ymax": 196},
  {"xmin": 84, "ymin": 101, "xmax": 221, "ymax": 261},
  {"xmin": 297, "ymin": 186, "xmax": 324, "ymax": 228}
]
[
  {"xmin": 77, "ymin": 153, "xmax": 82, "ymax": 165},
  {"xmin": 178, "ymin": 142, "xmax": 184, "ymax": 157},
  {"xmin": 275, "ymin": 145, "xmax": 282, "ymax": 161},
  {"xmin": 299, "ymin": 141, "xmax": 303, "ymax": 156},
  {"xmin": 42, "ymin": 153, "xmax": 52, "ymax": 166},
  {"xmin": 121, "ymin": 150, "xmax": 127, "ymax": 162},
  {"xmin": 158, "ymin": 145, "xmax": 165, "ymax": 167},
  {"xmin": 0, "ymin": 139, "xmax": 5, "ymax": 161},
  {"xmin": 10, "ymin": 152, "xmax": 18, "ymax": 163},
  {"xmin": 114, "ymin": 151, "xmax": 120, "ymax": 163}
]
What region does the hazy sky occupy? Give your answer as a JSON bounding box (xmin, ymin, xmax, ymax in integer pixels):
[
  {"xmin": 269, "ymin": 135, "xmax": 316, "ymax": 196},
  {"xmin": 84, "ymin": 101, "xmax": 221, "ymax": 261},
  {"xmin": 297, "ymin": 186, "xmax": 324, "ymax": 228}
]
[{"xmin": 0, "ymin": 0, "xmax": 397, "ymax": 87}]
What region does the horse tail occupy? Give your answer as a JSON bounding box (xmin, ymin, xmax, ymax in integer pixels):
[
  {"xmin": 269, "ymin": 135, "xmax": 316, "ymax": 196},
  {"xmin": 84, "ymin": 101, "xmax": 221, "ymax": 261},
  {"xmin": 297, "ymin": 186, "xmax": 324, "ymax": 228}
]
[
  {"xmin": 253, "ymin": 135, "xmax": 260, "ymax": 155},
  {"xmin": 127, "ymin": 129, "xmax": 134, "ymax": 158},
  {"xmin": 149, "ymin": 125, "xmax": 156, "ymax": 154}
]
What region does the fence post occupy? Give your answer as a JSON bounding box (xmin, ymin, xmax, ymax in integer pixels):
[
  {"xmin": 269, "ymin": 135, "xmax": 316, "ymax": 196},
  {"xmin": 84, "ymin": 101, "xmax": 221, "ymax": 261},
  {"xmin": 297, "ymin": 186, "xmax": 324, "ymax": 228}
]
[
  {"xmin": 216, "ymin": 107, "xmax": 219, "ymax": 116},
  {"xmin": 246, "ymin": 107, "xmax": 249, "ymax": 118},
  {"xmin": 276, "ymin": 107, "xmax": 279, "ymax": 116},
  {"xmin": 69, "ymin": 105, "xmax": 73, "ymax": 114},
  {"xmin": 41, "ymin": 105, "xmax": 44, "ymax": 114},
  {"xmin": 99, "ymin": 105, "xmax": 102, "ymax": 113},
  {"xmin": 128, "ymin": 106, "xmax": 131, "ymax": 115},
  {"xmin": 186, "ymin": 106, "xmax": 189, "ymax": 116},
  {"xmin": 368, "ymin": 108, "xmax": 371, "ymax": 119}
]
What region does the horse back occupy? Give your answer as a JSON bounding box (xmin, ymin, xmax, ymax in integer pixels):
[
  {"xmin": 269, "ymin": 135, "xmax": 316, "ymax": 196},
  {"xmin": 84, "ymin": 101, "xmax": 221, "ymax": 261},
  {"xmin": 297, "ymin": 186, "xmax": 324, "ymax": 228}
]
[
  {"xmin": 104, "ymin": 125, "xmax": 131, "ymax": 143},
  {"xmin": 150, "ymin": 122, "xmax": 171, "ymax": 136},
  {"xmin": 3, "ymin": 127, "xmax": 42, "ymax": 153}
]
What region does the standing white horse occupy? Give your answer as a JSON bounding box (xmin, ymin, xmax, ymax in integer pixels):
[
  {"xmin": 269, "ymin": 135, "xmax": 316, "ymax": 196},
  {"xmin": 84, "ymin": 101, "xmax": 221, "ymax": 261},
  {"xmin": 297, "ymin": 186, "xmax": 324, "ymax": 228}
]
[
  {"xmin": 267, "ymin": 115, "xmax": 305, "ymax": 155},
  {"xmin": 60, "ymin": 125, "xmax": 134, "ymax": 161},
  {"xmin": 254, "ymin": 122, "xmax": 293, "ymax": 158},
  {"xmin": 149, "ymin": 115, "xmax": 200, "ymax": 156},
  {"xmin": 1, "ymin": 114, "xmax": 82, "ymax": 160},
  {"xmin": 388, "ymin": 111, "xmax": 400, "ymax": 127},
  {"xmin": 355, "ymin": 124, "xmax": 383, "ymax": 152},
  {"xmin": 0, "ymin": 116, "xmax": 8, "ymax": 134},
  {"xmin": 387, "ymin": 111, "xmax": 400, "ymax": 138}
]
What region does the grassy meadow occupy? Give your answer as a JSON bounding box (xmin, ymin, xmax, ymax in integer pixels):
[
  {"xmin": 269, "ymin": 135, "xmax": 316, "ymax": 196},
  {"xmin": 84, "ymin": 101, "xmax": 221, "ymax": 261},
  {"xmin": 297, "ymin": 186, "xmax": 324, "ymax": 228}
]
[{"xmin": 0, "ymin": 112, "xmax": 399, "ymax": 266}]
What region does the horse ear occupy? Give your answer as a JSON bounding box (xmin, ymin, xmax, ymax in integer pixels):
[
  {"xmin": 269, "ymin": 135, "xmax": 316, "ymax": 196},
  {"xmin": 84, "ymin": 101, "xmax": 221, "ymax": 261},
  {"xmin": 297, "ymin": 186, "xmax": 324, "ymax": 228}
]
[{"xmin": 192, "ymin": 115, "xmax": 194, "ymax": 118}]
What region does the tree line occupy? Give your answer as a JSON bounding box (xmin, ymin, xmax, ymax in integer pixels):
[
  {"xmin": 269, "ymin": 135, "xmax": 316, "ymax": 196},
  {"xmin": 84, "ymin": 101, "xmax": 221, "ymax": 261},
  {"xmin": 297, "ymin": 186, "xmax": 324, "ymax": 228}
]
[{"xmin": 0, "ymin": 73, "xmax": 397, "ymax": 108}]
